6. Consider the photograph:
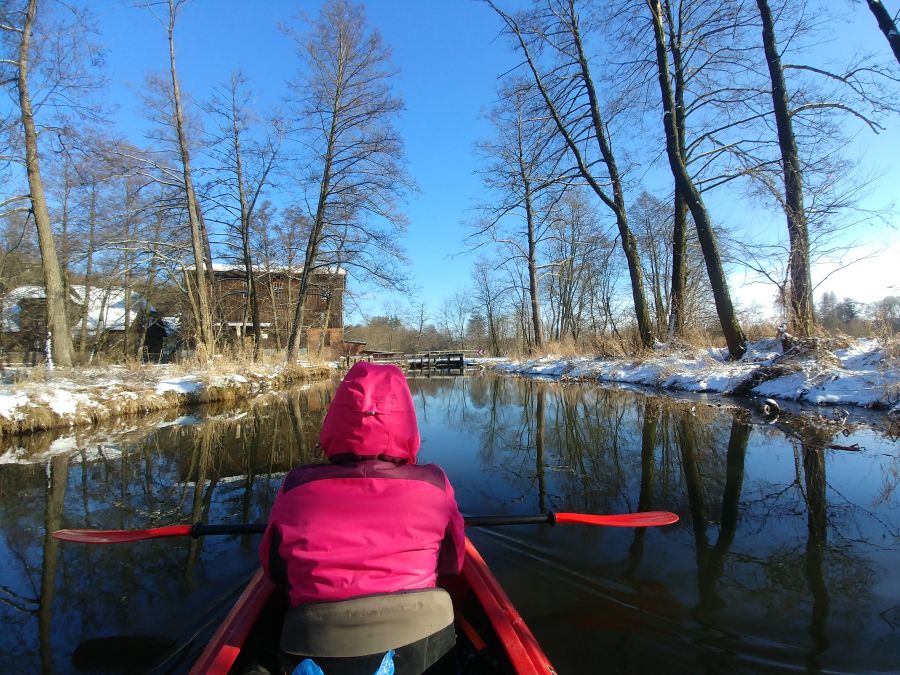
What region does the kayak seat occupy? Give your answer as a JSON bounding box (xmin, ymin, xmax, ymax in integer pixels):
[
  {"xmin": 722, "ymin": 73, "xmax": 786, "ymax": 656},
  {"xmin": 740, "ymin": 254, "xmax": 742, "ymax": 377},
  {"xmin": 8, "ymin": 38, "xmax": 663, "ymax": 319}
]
[{"xmin": 280, "ymin": 588, "xmax": 455, "ymax": 662}]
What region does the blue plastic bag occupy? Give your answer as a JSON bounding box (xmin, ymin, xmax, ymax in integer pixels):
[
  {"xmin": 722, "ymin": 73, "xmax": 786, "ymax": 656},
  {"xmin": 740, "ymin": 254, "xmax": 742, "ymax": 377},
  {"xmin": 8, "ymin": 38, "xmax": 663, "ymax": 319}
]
[
  {"xmin": 292, "ymin": 659, "xmax": 324, "ymax": 675},
  {"xmin": 291, "ymin": 650, "xmax": 394, "ymax": 675},
  {"xmin": 373, "ymin": 650, "xmax": 395, "ymax": 675}
]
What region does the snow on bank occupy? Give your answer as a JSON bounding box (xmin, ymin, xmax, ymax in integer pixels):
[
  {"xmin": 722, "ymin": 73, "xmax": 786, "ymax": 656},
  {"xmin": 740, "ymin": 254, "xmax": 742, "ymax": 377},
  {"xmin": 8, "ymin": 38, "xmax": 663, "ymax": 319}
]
[
  {"xmin": 485, "ymin": 337, "xmax": 900, "ymax": 412},
  {"xmin": 0, "ymin": 362, "xmax": 335, "ymax": 436}
]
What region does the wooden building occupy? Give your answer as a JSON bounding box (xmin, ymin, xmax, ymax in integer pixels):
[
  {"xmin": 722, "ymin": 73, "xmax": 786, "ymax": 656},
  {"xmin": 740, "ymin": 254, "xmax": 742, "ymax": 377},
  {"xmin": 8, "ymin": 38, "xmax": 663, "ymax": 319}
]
[
  {"xmin": 206, "ymin": 265, "xmax": 346, "ymax": 353},
  {"xmin": 0, "ymin": 284, "xmax": 169, "ymax": 364}
]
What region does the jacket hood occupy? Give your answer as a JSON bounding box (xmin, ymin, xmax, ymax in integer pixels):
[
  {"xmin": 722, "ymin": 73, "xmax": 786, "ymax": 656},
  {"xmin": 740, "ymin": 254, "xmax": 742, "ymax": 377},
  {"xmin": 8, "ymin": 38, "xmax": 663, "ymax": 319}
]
[{"xmin": 319, "ymin": 362, "xmax": 420, "ymax": 464}]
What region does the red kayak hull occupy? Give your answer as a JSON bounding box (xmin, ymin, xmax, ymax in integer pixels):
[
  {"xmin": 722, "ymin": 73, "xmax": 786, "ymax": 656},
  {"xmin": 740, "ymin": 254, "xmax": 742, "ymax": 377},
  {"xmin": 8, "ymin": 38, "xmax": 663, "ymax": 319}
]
[{"xmin": 190, "ymin": 537, "xmax": 555, "ymax": 674}]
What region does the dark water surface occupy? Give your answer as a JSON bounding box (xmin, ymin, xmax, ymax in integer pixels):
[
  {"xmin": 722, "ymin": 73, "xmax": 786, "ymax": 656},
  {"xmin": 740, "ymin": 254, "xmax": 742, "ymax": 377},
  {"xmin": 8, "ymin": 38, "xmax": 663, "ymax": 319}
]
[{"xmin": 1, "ymin": 374, "xmax": 899, "ymax": 673}]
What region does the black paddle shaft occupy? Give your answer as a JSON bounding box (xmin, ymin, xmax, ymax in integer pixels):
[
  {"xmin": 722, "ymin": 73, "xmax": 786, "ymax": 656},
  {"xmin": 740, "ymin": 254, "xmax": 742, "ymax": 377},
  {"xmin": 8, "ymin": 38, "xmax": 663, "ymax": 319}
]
[
  {"xmin": 190, "ymin": 523, "xmax": 266, "ymax": 537},
  {"xmin": 462, "ymin": 513, "xmax": 557, "ymax": 527},
  {"xmin": 188, "ymin": 513, "xmax": 558, "ymax": 537}
]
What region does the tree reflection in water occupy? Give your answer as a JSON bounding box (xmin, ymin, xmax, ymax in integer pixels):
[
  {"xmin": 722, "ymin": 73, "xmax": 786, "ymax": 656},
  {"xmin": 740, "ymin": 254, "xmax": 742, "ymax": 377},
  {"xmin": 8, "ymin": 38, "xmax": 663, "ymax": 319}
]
[{"xmin": 0, "ymin": 373, "xmax": 898, "ymax": 673}]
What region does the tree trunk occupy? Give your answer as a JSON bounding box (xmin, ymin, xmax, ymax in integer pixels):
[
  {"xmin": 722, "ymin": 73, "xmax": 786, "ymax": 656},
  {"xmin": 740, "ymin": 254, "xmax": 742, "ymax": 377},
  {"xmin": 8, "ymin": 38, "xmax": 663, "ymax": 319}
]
[
  {"xmin": 513, "ymin": 92, "xmax": 544, "ymax": 349},
  {"xmin": 286, "ymin": 94, "xmax": 339, "ymax": 361},
  {"xmin": 665, "ymin": 0, "xmax": 687, "ymax": 338},
  {"xmin": 525, "ymin": 185, "xmax": 544, "ymax": 349},
  {"xmin": 232, "ymin": 109, "xmax": 262, "ymax": 358},
  {"xmin": 79, "ymin": 186, "xmax": 96, "ymax": 357},
  {"xmin": 167, "ymin": 0, "xmax": 214, "ymax": 358},
  {"xmin": 286, "ymin": 203, "xmax": 327, "ymax": 361},
  {"xmin": 18, "ymin": 0, "xmax": 74, "ymax": 367},
  {"xmin": 648, "ymin": 0, "xmax": 747, "ymax": 359},
  {"xmin": 757, "ymin": 0, "xmax": 815, "ymax": 337},
  {"xmin": 135, "ymin": 212, "xmax": 163, "ymax": 360},
  {"xmin": 572, "ymin": 29, "xmax": 654, "ymax": 348},
  {"xmin": 123, "ymin": 179, "xmax": 135, "ymax": 358},
  {"xmin": 866, "ymin": 0, "xmax": 900, "ymax": 65}
]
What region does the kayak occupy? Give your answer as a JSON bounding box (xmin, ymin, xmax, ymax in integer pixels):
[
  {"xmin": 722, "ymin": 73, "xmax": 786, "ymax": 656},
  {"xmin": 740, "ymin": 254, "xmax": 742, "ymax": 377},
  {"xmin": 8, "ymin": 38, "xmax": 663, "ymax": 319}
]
[{"xmin": 190, "ymin": 537, "xmax": 556, "ymax": 675}]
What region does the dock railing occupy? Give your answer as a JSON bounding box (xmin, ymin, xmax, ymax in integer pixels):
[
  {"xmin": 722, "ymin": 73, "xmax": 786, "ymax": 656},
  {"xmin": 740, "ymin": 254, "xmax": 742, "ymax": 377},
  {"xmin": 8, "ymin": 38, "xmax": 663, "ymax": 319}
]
[{"xmin": 341, "ymin": 350, "xmax": 477, "ymax": 371}]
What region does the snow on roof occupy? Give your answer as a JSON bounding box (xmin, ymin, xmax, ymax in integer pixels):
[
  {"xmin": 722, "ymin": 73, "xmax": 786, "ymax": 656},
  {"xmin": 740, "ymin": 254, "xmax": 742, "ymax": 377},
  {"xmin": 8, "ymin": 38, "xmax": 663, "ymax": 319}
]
[
  {"xmin": 1, "ymin": 284, "xmax": 156, "ymax": 333},
  {"xmin": 4, "ymin": 285, "xmax": 47, "ymax": 301}
]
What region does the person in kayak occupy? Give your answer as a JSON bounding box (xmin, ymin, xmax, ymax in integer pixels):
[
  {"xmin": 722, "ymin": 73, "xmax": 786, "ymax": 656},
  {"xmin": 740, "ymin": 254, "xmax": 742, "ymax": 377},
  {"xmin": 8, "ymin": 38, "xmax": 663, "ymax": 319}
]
[{"xmin": 259, "ymin": 362, "xmax": 465, "ymax": 674}]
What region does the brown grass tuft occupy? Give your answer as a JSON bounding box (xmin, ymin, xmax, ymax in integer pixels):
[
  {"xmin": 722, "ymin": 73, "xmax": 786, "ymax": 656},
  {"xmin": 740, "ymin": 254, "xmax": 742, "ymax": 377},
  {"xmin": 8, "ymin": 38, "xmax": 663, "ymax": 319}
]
[{"xmin": 0, "ymin": 362, "xmax": 334, "ymax": 438}]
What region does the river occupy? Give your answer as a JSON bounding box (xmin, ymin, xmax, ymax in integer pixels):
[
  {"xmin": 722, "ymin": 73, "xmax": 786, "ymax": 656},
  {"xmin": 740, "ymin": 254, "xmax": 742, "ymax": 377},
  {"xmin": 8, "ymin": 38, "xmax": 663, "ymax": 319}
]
[{"xmin": 0, "ymin": 373, "xmax": 898, "ymax": 673}]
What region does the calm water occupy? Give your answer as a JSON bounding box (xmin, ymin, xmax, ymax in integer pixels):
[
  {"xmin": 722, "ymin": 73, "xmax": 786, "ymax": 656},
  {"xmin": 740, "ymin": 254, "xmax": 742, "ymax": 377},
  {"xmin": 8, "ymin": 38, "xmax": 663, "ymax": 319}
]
[{"xmin": 1, "ymin": 374, "xmax": 899, "ymax": 674}]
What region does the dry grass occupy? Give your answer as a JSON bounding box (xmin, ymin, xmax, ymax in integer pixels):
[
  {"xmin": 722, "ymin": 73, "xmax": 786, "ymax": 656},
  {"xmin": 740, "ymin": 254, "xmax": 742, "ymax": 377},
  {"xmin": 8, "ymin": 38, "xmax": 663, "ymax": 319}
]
[
  {"xmin": 742, "ymin": 320, "xmax": 782, "ymax": 343},
  {"xmin": 0, "ymin": 358, "xmax": 334, "ymax": 438},
  {"xmin": 879, "ymin": 333, "xmax": 900, "ymax": 360},
  {"xmin": 526, "ymin": 338, "xmax": 583, "ymax": 359},
  {"xmin": 878, "ymin": 334, "xmax": 900, "ymax": 405}
]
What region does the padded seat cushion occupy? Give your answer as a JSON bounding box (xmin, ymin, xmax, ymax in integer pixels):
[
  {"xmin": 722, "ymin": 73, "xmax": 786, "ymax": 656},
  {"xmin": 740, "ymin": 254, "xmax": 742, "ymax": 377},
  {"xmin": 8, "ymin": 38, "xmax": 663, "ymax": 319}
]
[{"xmin": 281, "ymin": 588, "xmax": 455, "ymax": 658}]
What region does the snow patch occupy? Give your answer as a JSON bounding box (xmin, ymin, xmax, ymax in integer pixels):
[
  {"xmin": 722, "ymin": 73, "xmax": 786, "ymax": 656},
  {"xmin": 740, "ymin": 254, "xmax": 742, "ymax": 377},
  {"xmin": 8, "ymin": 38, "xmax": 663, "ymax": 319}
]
[
  {"xmin": 491, "ymin": 338, "xmax": 899, "ymax": 410},
  {"xmin": 155, "ymin": 377, "xmax": 203, "ymax": 395},
  {"xmin": 0, "ymin": 392, "xmax": 29, "ymax": 420}
]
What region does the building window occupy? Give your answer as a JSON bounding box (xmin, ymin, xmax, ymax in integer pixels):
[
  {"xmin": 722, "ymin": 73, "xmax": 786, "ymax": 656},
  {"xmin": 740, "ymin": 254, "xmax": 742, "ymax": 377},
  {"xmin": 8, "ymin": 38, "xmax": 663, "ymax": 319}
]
[{"xmin": 273, "ymin": 282, "xmax": 285, "ymax": 299}]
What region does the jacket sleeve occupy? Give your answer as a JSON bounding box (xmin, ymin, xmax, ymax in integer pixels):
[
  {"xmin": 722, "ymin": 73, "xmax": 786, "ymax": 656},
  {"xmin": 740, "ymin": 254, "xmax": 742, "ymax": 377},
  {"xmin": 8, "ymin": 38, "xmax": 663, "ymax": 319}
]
[{"xmin": 436, "ymin": 473, "xmax": 466, "ymax": 575}]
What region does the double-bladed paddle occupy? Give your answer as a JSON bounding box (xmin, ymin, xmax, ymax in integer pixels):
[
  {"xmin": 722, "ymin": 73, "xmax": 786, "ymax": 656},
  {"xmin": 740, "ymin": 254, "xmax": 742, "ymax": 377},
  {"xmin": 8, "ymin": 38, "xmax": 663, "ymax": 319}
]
[{"xmin": 52, "ymin": 510, "xmax": 679, "ymax": 544}]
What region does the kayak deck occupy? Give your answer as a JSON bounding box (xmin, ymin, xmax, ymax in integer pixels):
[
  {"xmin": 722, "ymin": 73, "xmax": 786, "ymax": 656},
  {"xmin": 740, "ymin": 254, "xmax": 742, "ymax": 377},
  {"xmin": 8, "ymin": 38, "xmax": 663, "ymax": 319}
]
[{"xmin": 190, "ymin": 538, "xmax": 554, "ymax": 674}]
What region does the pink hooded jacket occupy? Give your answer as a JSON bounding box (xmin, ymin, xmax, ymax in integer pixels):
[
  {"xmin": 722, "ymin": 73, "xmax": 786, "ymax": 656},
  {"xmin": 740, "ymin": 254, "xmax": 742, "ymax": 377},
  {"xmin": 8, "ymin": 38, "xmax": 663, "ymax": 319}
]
[{"xmin": 259, "ymin": 362, "xmax": 466, "ymax": 606}]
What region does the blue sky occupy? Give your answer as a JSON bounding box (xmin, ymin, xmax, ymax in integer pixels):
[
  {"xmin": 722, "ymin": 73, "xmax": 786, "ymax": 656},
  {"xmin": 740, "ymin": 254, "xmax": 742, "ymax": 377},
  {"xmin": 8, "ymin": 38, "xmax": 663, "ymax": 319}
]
[{"xmin": 90, "ymin": 0, "xmax": 900, "ymax": 322}]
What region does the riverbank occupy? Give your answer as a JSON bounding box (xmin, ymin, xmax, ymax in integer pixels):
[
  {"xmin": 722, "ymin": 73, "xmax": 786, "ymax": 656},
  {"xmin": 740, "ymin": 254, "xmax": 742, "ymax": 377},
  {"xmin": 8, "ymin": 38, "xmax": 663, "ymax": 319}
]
[
  {"xmin": 2, "ymin": 335, "xmax": 897, "ymax": 439},
  {"xmin": 0, "ymin": 361, "xmax": 336, "ymax": 436},
  {"xmin": 481, "ymin": 336, "xmax": 900, "ymax": 415}
]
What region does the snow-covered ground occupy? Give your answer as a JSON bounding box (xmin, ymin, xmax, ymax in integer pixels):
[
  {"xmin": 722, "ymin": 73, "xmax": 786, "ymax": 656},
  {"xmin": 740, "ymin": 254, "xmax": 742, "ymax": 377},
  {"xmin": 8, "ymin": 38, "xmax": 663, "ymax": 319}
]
[
  {"xmin": 0, "ymin": 362, "xmax": 335, "ymax": 435},
  {"xmin": 481, "ymin": 337, "xmax": 900, "ymax": 414}
]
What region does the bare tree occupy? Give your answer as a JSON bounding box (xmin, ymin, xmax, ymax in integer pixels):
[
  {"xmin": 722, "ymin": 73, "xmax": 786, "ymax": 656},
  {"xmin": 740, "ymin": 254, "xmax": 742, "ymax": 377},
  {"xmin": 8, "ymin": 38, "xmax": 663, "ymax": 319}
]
[
  {"xmin": 631, "ymin": 191, "xmax": 671, "ymax": 335},
  {"xmin": 735, "ymin": 0, "xmax": 897, "ymax": 335},
  {"xmin": 474, "ymin": 79, "xmax": 563, "ymax": 349},
  {"xmin": 488, "ymin": 0, "xmax": 656, "ymax": 348},
  {"xmin": 284, "ymin": 0, "xmax": 412, "ymax": 361},
  {"xmin": 471, "ymin": 259, "xmax": 510, "ymax": 356},
  {"xmin": 611, "ymin": 0, "xmax": 753, "ymax": 340},
  {"xmin": 134, "ymin": 0, "xmax": 215, "ymax": 357},
  {"xmin": 409, "ymin": 299, "xmax": 431, "ymax": 353},
  {"xmin": 206, "ymin": 72, "xmax": 282, "ymax": 358},
  {"xmin": 1, "ymin": 0, "xmax": 95, "ymax": 366},
  {"xmin": 755, "ymin": 0, "xmax": 815, "ymax": 336},
  {"xmin": 438, "ymin": 291, "xmax": 471, "ymax": 348},
  {"xmin": 543, "ymin": 188, "xmax": 615, "ymax": 343},
  {"xmin": 646, "ymin": 0, "xmax": 748, "ymax": 358}
]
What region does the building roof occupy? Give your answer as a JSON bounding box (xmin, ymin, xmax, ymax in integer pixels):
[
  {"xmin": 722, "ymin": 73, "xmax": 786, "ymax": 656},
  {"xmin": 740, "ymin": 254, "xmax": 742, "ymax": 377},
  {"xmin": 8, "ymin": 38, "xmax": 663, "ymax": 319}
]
[{"xmin": 1, "ymin": 284, "xmax": 155, "ymax": 334}]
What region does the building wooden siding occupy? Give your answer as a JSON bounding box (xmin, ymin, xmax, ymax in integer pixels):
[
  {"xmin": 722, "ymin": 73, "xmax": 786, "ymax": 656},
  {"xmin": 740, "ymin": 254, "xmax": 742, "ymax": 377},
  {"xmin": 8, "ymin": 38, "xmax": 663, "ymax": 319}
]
[{"xmin": 210, "ymin": 268, "xmax": 345, "ymax": 350}]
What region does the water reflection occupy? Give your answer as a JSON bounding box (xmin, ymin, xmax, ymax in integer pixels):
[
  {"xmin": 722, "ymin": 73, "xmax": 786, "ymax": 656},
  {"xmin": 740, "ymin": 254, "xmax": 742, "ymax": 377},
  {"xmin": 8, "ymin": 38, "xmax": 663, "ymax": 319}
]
[{"xmin": 0, "ymin": 374, "xmax": 898, "ymax": 673}]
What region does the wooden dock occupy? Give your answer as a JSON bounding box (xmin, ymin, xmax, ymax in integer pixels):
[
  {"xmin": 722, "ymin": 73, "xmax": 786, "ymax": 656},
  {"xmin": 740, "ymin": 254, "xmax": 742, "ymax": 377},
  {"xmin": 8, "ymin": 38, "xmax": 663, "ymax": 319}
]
[{"xmin": 341, "ymin": 350, "xmax": 471, "ymax": 372}]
